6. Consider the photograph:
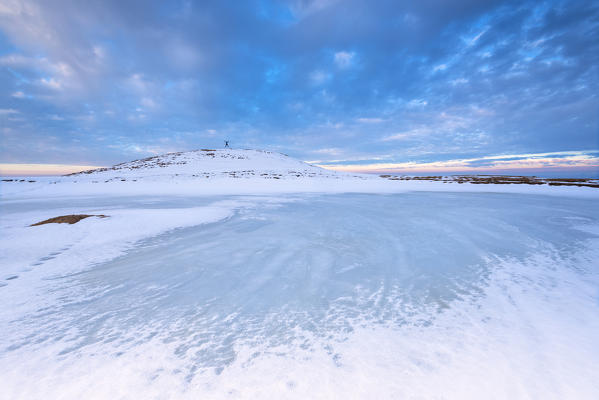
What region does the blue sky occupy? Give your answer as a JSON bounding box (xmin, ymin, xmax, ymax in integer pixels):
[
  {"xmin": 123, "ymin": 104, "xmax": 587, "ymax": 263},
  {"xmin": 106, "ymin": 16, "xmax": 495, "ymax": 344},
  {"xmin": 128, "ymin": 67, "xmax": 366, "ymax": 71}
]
[{"xmin": 0, "ymin": 0, "xmax": 598, "ymax": 176}]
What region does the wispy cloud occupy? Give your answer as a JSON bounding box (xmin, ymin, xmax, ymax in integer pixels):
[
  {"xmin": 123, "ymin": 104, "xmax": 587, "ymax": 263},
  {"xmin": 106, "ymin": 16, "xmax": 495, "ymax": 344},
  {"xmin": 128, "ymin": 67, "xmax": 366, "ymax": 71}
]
[
  {"xmin": 356, "ymin": 117, "xmax": 385, "ymax": 124},
  {"xmin": 318, "ymin": 151, "xmax": 599, "ymax": 175}
]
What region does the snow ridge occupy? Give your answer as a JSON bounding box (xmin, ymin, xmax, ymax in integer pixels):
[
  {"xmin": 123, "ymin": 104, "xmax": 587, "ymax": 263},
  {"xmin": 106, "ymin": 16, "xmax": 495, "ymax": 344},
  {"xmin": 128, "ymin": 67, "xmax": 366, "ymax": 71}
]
[{"xmin": 69, "ymin": 148, "xmax": 341, "ymax": 181}]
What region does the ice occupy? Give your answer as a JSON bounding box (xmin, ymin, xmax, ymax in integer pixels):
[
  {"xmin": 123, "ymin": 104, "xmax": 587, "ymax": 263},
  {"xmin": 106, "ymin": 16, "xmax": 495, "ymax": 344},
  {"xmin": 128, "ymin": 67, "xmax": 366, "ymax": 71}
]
[{"xmin": 1, "ymin": 192, "xmax": 599, "ymax": 399}]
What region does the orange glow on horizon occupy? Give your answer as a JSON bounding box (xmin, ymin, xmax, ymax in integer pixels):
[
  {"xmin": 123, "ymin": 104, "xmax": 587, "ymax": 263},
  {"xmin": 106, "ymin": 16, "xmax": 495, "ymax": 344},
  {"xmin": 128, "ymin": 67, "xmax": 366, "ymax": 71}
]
[{"xmin": 0, "ymin": 163, "xmax": 104, "ymax": 176}]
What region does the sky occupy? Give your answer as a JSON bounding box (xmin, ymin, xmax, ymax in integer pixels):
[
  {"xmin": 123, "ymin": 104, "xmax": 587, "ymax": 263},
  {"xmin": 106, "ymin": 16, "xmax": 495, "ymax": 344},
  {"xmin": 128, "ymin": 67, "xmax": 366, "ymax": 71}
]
[{"xmin": 0, "ymin": 0, "xmax": 598, "ymax": 176}]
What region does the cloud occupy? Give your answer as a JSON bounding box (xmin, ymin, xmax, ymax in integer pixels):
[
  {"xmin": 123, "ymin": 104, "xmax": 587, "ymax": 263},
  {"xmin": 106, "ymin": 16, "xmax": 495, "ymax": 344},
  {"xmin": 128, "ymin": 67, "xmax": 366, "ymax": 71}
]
[
  {"xmin": 433, "ymin": 63, "xmax": 448, "ymax": 72},
  {"xmin": 334, "ymin": 51, "xmax": 355, "ymax": 68},
  {"xmin": 450, "ymin": 78, "xmax": 468, "ymax": 85},
  {"xmin": 381, "ymin": 108, "xmax": 490, "ymax": 146},
  {"xmin": 406, "ymin": 99, "xmax": 428, "ymax": 108},
  {"xmin": 311, "ymin": 147, "xmax": 343, "ymax": 155},
  {"xmin": 0, "ymin": 0, "xmax": 597, "ymax": 169},
  {"xmin": 0, "ymin": 108, "xmax": 19, "ymax": 115},
  {"xmin": 287, "ymin": 0, "xmax": 341, "ymax": 19},
  {"xmin": 39, "ymin": 77, "xmax": 62, "ymax": 90},
  {"xmin": 320, "ymin": 150, "xmax": 599, "ymax": 174},
  {"xmin": 309, "ymin": 70, "xmax": 331, "ymax": 85},
  {"xmin": 382, "ymin": 127, "xmax": 431, "ymax": 141},
  {"xmin": 356, "ymin": 117, "xmax": 385, "ymax": 123},
  {"xmin": 141, "ymin": 97, "xmax": 157, "ymax": 109},
  {"xmin": 166, "ymin": 40, "xmax": 201, "ymax": 70}
]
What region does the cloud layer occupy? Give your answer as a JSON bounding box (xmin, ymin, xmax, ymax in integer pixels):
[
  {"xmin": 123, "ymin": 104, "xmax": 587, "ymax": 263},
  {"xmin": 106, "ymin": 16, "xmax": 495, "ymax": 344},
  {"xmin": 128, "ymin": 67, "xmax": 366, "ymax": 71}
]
[{"xmin": 1, "ymin": 0, "xmax": 598, "ymax": 175}]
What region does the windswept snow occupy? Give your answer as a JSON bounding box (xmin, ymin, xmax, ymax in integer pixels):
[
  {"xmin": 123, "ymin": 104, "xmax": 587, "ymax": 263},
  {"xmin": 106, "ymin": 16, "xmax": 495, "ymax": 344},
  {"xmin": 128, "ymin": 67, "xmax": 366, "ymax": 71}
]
[{"xmin": 1, "ymin": 149, "xmax": 599, "ymax": 399}]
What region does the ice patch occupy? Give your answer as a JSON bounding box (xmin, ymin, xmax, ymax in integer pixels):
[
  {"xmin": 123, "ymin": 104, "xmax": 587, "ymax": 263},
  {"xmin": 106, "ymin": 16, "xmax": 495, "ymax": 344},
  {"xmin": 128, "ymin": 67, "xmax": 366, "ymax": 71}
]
[{"xmin": 1, "ymin": 193, "xmax": 598, "ymax": 399}]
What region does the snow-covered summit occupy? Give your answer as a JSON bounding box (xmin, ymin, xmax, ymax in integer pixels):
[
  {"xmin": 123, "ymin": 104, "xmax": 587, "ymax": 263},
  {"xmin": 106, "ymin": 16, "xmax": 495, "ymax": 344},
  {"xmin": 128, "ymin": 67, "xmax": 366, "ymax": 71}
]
[{"xmin": 69, "ymin": 148, "xmax": 340, "ymax": 181}]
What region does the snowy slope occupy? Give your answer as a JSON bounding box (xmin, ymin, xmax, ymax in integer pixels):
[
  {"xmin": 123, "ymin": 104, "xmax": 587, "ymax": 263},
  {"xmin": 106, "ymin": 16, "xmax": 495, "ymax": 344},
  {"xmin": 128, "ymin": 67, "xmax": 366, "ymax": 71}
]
[{"xmin": 68, "ymin": 148, "xmax": 341, "ymax": 181}]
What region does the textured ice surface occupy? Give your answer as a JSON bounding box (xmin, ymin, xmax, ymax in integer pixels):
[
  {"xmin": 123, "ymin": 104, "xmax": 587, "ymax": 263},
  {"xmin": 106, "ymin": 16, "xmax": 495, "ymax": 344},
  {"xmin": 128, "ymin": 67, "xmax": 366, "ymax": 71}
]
[{"xmin": 1, "ymin": 193, "xmax": 599, "ymax": 399}]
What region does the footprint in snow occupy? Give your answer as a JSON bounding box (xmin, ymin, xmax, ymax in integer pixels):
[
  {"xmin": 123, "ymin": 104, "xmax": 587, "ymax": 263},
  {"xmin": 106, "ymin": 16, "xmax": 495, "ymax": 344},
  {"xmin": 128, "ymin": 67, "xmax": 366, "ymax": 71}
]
[{"xmin": 30, "ymin": 243, "xmax": 75, "ymax": 268}]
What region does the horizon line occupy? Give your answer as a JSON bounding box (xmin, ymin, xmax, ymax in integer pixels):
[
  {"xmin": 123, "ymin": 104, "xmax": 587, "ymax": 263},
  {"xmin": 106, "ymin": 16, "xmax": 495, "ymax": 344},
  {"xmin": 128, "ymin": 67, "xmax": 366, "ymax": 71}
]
[
  {"xmin": 1, "ymin": 164, "xmax": 597, "ymax": 179},
  {"xmin": 0, "ymin": 163, "xmax": 105, "ymax": 177}
]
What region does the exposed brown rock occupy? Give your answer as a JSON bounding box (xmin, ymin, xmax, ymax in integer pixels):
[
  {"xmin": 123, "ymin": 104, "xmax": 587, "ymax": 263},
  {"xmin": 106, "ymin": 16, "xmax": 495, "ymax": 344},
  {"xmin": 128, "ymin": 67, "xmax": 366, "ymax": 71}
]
[
  {"xmin": 31, "ymin": 214, "xmax": 108, "ymax": 226},
  {"xmin": 379, "ymin": 174, "xmax": 599, "ymax": 188}
]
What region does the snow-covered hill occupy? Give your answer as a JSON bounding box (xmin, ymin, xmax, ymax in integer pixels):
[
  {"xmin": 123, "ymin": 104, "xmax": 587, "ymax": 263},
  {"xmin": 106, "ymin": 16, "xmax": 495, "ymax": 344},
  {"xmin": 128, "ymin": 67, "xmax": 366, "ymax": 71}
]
[
  {"xmin": 68, "ymin": 148, "xmax": 342, "ymax": 181},
  {"xmin": 2, "ymin": 148, "xmax": 598, "ymax": 199}
]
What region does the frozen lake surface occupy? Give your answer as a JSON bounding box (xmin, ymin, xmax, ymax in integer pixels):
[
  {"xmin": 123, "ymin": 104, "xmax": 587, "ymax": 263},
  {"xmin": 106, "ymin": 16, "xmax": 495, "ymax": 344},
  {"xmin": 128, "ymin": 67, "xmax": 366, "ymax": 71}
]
[{"xmin": 1, "ymin": 192, "xmax": 599, "ymax": 399}]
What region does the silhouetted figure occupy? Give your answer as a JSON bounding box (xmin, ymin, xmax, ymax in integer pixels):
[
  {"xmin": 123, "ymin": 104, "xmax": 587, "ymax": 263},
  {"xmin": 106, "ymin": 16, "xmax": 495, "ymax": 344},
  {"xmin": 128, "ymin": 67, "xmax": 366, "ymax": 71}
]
[{"xmin": 224, "ymin": 140, "xmax": 230, "ymax": 148}]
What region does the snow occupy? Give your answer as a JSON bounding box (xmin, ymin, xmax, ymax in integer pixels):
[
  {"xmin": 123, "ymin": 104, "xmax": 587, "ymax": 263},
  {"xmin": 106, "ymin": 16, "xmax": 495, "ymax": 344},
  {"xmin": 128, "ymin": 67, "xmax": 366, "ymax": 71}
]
[
  {"xmin": 2, "ymin": 149, "xmax": 598, "ymax": 199},
  {"xmin": 1, "ymin": 149, "xmax": 599, "ymax": 399}
]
